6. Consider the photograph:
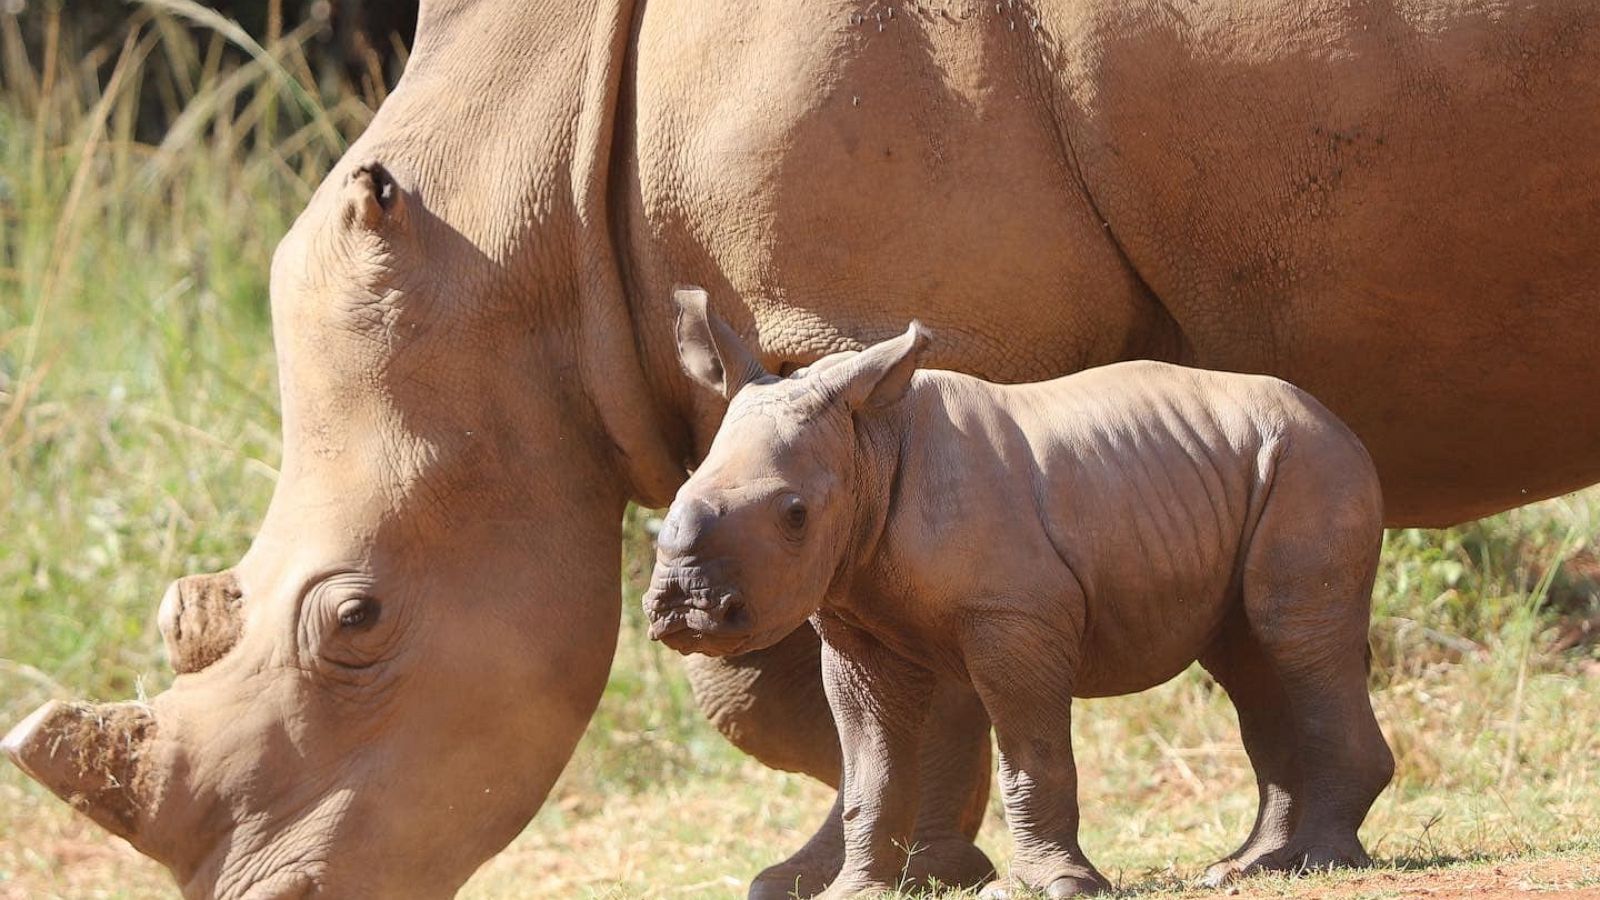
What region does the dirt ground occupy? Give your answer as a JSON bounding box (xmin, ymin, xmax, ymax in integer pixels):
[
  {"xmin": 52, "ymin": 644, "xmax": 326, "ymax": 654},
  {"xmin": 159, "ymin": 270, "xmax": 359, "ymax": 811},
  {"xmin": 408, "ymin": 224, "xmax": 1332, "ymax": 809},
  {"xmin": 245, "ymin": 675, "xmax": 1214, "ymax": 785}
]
[
  {"xmin": 2, "ymin": 812, "xmax": 1596, "ymax": 900},
  {"xmin": 1190, "ymin": 851, "xmax": 1600, "ymax": 900},
  {"xmin": 3, "ymin": 752, "xmax": 1600, "ymax": 890}
]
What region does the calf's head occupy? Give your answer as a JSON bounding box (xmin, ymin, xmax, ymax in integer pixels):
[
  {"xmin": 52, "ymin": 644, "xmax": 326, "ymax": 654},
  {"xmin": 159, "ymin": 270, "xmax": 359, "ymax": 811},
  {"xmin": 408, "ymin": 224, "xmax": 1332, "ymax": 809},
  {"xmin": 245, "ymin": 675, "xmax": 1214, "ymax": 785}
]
[{"xmin": 644, "ymin": 290, "xmax": 928, "ymax": 656}]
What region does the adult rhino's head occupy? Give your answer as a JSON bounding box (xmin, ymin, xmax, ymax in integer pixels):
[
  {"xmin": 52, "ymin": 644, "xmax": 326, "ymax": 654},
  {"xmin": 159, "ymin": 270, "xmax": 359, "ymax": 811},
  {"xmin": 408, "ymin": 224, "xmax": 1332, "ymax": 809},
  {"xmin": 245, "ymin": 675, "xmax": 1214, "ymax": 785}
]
[{"xmin": 3, "ymin": 2, "xmax": 684, "ymax": 896}]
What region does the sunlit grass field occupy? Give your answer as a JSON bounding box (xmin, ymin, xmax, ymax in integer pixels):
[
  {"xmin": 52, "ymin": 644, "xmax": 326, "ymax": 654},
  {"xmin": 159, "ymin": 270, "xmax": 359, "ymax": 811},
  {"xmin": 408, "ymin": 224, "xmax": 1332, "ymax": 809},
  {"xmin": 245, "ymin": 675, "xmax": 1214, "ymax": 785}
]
[{"xmin": 1, "ymin": 7, "xmax": 1597, "ymax": 899}]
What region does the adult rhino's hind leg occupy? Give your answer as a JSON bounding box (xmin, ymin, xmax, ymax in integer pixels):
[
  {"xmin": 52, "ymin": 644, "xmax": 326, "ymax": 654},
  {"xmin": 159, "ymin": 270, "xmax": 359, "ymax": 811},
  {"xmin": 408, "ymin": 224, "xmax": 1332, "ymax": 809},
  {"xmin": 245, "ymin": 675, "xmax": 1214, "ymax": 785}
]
[
  {"xmin": 901, "ymin": 680, "xmax": 996, "ymax": 892},
  {"xmin": 683, "ymin": 623, "xmax": 994, "ymax": 899}
]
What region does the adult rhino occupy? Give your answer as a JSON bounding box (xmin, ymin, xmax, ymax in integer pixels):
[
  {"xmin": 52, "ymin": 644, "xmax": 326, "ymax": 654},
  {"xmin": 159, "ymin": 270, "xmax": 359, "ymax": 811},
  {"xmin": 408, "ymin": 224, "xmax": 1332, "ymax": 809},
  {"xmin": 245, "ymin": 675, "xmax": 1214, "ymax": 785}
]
[{"xmin": 6, "ymin": 0, "xmax": 1600, "ymax": 897}]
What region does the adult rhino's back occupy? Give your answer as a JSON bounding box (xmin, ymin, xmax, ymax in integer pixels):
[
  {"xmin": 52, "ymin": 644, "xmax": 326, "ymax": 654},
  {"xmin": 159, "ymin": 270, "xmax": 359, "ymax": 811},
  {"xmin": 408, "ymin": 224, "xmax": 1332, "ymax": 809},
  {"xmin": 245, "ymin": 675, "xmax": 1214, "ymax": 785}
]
[
  {"xmin": 625, "ymin": 0, "xmax": 1600, "ymax": 527},
  {"xmin": 1062, "ymin": 0, "xmax": 1600, "ymax": 523}
]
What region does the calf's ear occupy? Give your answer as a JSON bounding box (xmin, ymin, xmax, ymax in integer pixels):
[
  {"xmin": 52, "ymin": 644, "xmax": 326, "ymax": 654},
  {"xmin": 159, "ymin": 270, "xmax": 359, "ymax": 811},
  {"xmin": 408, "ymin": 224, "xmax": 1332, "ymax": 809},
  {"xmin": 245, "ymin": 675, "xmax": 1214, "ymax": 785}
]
[
  {"xmin": 825, "ymin": 321, "xmax": 930, "ymax": 411},
  {"xmin": 673, "ymin": 287, "xmax": 768, "ymax": 399}
]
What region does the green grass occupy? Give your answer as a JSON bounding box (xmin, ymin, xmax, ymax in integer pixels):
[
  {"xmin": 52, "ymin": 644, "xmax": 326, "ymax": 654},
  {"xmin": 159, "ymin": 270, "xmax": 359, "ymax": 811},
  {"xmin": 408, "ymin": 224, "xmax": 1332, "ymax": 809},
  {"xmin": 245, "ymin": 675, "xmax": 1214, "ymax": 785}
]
[{"xmin": 1, "ymin": 8, "xmax": 1598, "ymax": 899}]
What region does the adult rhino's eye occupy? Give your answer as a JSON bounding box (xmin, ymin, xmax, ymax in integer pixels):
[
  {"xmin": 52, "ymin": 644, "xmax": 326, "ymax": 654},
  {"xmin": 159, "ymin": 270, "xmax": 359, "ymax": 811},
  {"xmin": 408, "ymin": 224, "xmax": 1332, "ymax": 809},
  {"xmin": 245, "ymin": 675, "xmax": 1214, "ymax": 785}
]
[
  {"xmin": 337, "ymin": 596, "xmax": 379, "ymax": 629},
  {"xmin": 781, "ymin": 495, "xmax": 808, "ymax": 535}
]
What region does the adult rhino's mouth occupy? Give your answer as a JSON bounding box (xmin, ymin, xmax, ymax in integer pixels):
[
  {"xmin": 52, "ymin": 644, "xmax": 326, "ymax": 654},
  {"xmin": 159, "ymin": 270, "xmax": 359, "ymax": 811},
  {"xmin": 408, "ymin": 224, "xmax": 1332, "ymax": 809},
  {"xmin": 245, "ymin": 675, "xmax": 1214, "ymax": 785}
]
[
  {"xmin": 231, "ymin": 870, "xmax": 316, "ymax": 900},
  {"xmin": 187, "ymin": 827, "xmax": 330, "ymax": 900},
  {"xmin": 642, "ymin": 564, "xmax": 751, "ymax": 655}
]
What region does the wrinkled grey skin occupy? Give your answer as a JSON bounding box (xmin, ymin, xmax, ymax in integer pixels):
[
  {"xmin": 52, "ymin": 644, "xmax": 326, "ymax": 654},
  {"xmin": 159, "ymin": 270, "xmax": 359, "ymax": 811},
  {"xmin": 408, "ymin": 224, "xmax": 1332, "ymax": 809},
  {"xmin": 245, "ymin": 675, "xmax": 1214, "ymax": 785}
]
[{"xmin": 646, "ymin": 296, "xmax": 1394, "ymax": 897}]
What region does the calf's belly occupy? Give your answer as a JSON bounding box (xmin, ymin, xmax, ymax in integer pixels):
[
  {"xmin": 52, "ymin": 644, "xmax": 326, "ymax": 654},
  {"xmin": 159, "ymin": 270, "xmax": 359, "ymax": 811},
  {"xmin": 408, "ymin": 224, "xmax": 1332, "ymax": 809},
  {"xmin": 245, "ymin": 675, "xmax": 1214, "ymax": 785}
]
[{"xmin": 1072, "ymin": 605, "xmax": 1232, "ymax": 699}]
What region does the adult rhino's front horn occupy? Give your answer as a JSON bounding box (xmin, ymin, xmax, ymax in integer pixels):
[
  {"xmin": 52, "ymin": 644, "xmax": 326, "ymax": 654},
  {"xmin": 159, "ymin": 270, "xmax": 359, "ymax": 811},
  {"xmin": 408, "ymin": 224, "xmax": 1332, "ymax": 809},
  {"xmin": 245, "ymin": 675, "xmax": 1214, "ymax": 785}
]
[{"xmin": 2, "ymin": 700, "xmax": 165, "ymax": 845}]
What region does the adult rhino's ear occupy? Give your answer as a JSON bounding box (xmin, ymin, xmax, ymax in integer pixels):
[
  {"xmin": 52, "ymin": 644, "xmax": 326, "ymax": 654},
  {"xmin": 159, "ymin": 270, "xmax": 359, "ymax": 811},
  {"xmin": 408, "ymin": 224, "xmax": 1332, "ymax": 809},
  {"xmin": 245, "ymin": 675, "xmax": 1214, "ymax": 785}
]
[
  {"xmin": 673, "ymin": 286, "xmax": 767, "ymax": 400},
  {"xmin": 823, "ymin": 321, "xmax": 930, "ymax": 411},
  {"xmin": 339, "ymin": 161, "xmax": 405, "ymax": 231}
]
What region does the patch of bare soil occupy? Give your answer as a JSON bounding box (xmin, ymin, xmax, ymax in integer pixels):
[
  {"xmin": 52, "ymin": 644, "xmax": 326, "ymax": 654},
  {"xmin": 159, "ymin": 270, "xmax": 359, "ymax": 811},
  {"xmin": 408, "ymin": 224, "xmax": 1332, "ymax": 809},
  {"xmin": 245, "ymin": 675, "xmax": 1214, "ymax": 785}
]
[{"xmin": 1193, "ymin": 850, "xmax": 1600, "ymax": 900}]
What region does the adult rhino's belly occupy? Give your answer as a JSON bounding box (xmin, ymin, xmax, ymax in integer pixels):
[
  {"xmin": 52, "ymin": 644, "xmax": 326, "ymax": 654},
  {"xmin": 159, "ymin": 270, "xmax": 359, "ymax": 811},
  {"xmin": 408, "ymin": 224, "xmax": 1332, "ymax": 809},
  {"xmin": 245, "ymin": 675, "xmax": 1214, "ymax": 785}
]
[{"xmin": 627, "ymin": 0, "xmax": 1162, "ymax": 382}]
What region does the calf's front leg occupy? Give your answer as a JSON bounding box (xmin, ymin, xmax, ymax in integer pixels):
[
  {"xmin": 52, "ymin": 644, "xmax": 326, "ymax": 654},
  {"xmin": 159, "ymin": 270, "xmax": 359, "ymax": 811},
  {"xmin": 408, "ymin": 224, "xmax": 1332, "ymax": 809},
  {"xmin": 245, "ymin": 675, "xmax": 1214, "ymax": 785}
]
[{"xmin": 814, "ymin": 614, "xmax": 936, "ymax": 899}]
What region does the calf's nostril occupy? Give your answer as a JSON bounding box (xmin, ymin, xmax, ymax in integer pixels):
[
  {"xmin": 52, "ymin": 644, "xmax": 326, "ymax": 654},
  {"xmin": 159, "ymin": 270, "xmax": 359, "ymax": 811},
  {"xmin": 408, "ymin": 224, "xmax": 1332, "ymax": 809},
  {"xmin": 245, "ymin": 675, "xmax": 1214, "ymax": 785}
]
[{"xmin": 711, "ymin": 592, "xmax": 745, "ymax": 625}]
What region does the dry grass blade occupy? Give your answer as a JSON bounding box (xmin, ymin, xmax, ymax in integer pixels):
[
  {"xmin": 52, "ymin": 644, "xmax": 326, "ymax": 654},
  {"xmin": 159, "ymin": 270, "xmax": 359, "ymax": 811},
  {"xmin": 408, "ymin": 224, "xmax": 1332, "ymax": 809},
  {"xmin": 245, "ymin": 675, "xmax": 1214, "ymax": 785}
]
[
  {"xmin": 130, "ymin": 0, "xmax": 342, "ymax": 150},
  {"xmin": 152, "ymin": 12, "xmax": 204, "ymax": 102},
  {"xmin": 23, "ymin": 20, "xmax": 158, "ymax": 373},
  {"xmin": 1498, "ymin": 523, "xmax": 1581, "ymax": 785},
  {"xmin": 28, "ymin": 6, "xmax": 60, "ymax": 184},
  {"xmin": 0, "ymin": 12, "xmax": 40, "ymax": 109}
]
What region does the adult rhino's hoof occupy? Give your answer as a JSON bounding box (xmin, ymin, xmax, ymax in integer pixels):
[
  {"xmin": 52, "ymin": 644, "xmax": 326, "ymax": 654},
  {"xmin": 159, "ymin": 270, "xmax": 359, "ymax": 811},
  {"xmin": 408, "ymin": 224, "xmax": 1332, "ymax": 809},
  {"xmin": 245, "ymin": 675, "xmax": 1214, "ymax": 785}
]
[
  {"xmin": 749, "ymin": 866, "xmax": 833, "ymax": 899},
  {"xmin": 980, "ymin": 872, "xmax": 1109, "ymax": 898},
  {"xmin": 904, "ymin": 836, "xmax": 996, "ymax": 891},
  {"xmin": 813, "ymin": 877, "xmax": 901, "ymax": 900},
  {"xmin": 1199, "ymin": 858, "xmax": 1248, "ymax": 889},
  {"xmin": 1258, "ymin": 837, "xmax": 1373, "ymax": 873}
]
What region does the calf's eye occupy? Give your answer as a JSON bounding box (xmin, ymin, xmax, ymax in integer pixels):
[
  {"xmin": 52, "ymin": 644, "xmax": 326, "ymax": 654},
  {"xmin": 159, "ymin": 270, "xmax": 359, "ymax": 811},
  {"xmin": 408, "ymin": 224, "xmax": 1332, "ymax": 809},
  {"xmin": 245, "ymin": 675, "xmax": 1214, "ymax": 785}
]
[{"xmin": 781, "ymin": 495, "xmax": 808, "ymax": 533}]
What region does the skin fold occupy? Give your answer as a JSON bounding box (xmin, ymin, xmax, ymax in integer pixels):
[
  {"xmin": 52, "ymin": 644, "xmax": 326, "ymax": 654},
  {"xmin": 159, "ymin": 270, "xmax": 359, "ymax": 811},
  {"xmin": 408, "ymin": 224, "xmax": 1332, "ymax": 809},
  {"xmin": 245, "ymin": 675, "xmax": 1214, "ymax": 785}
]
[
  {"xmin": 646, "ymin": 297, "xmax": 1394, "ymax": 897},
  {"xmin": 5, "ymin": 0, "xmax": 1600, "ymax": 895}
]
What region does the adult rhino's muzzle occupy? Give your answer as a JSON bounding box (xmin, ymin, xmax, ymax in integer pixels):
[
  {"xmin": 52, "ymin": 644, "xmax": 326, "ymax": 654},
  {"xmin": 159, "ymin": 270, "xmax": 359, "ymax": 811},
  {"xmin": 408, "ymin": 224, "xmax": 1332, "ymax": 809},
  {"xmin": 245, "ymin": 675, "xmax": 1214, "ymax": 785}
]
[
  {"xmin": 643, "ymin": 563, "xmax": 751, "ymax": 655},
  {"xmin": 2, "ymin": 699, "xmax": 165, "ymax": 846}
]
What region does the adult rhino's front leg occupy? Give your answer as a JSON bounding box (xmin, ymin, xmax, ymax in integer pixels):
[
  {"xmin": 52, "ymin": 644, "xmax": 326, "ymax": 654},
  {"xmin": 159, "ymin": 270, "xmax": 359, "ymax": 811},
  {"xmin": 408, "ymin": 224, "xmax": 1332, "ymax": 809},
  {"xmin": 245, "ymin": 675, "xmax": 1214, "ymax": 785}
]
[
  {"xmin": 684, "ymin": 623, "xmax": 994, "ymax": 899},
  {"xmin": 683, "ymin": 624, "xmax": 842, "ymax": 781}
]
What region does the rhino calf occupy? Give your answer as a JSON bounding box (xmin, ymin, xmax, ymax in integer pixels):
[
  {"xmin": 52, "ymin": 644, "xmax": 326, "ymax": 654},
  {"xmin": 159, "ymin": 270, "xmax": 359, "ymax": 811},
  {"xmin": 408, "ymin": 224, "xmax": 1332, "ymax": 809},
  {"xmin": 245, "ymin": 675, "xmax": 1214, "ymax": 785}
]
[{"xmin": 645, "ymin": 289, "xmax": 1394, "ymax": 898}]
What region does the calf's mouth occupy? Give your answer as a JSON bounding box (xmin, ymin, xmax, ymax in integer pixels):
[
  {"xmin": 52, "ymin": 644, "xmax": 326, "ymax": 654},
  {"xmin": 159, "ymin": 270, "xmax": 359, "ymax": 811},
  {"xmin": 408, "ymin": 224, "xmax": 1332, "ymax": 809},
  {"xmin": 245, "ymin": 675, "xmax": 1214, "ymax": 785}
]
[{"xmin": 643, "ymin": 564, "xmax": 751, "ymax": 655}]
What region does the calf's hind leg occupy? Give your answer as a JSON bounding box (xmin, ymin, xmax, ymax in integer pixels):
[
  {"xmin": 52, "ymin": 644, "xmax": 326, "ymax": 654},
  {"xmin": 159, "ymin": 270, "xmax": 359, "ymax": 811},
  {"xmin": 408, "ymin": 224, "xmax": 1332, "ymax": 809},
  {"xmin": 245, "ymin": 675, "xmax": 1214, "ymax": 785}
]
[
  {"xmin": 1234, "ymin": 480, "xmax": 1393, "ymax": 875},
  {"xmin": 1197, "ymin": 611, "xmax": 1305, "ymax": 885}
]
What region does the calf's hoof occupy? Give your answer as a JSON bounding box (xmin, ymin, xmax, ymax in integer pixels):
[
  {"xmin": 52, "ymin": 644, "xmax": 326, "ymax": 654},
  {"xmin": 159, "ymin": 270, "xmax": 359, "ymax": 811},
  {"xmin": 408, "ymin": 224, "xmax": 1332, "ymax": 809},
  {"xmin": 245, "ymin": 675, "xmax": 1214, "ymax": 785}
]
[
  {"xmin": 904, "ymin": 836, "xmax": 996, "ymax": 890},
  {"xmin": 980, "ymin": 873, "xmax": 1110, "ymax": 898},
  {"xmin": 1202, "ymin": 834, "xmax": 1372, "ymax": 886}
]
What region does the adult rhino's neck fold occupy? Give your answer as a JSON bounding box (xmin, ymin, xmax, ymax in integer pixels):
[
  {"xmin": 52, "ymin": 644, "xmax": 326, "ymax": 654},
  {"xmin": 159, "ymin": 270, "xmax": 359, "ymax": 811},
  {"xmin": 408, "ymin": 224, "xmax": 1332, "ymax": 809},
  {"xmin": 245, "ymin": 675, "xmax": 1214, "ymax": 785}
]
[
  {"xmin": 406, "ymin": 0, "xmax": 686, "ymax": 508},
  {"xmin": 568, "ymin": 0, "xmax": 687, "ymax": 508}
]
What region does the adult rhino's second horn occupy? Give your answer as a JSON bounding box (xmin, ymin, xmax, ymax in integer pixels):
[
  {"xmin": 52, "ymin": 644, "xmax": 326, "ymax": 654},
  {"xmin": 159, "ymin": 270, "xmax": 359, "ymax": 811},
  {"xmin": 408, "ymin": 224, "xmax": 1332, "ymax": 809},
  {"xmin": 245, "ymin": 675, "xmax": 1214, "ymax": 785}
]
[
  {"xmin": 2, "ymin": 700, "xmax": 163, "ymax": 844},
  {"xmin": 158, "ymin": 570, "xmax": 245, "ymax": 674}
]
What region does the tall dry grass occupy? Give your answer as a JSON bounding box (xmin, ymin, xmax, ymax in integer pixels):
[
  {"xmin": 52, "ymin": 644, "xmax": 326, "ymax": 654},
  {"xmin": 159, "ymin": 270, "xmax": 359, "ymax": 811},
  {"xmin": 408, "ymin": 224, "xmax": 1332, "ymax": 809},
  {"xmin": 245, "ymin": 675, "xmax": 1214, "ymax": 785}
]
[{"xmin": 0, "ymin": 0, "xmax": 377, "ymax": 704}]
